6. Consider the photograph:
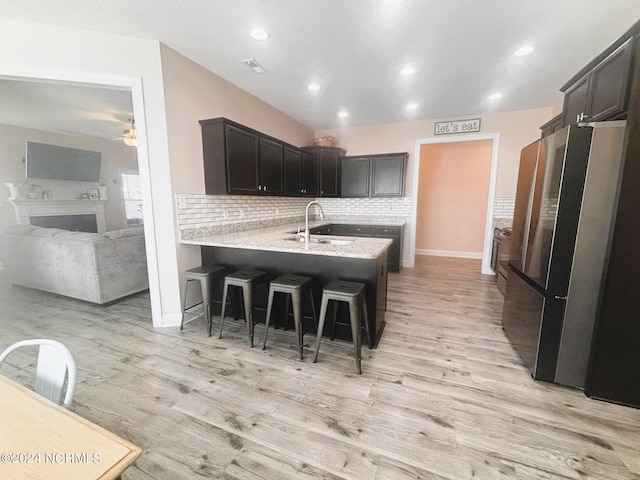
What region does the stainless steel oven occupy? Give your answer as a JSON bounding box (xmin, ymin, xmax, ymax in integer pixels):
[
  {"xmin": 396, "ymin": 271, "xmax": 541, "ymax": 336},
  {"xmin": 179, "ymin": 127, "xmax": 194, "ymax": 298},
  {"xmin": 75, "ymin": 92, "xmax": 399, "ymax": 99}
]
[{"xmin": 494, "ymin": 227, "xmax": 512, "ymax": 294}]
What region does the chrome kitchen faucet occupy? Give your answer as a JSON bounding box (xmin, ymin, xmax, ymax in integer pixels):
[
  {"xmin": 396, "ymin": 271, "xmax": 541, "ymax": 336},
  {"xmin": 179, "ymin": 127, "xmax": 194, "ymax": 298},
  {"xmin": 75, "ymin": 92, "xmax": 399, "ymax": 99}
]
[{"xmin": 304, "ymin": 201, "xmax": 325, "ymax": 244}]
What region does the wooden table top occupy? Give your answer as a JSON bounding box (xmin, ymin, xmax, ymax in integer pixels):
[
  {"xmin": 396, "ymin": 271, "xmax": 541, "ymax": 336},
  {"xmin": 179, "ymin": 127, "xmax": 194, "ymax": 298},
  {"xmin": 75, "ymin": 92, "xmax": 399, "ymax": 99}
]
[{"xmin": 0, "ymin": 374, "xmax": 141, "ymax": 479}]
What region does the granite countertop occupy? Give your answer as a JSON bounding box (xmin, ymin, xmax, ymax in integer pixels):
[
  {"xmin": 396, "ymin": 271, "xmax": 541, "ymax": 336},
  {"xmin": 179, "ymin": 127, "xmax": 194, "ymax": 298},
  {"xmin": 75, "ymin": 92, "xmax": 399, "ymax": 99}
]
[
  {"xmin": 181, "ymin": 220, "xmax": 392, "ymax": 259},
  {"xmin": 493, "ymin": 218, "xmax": 513, "ymax": 230}
]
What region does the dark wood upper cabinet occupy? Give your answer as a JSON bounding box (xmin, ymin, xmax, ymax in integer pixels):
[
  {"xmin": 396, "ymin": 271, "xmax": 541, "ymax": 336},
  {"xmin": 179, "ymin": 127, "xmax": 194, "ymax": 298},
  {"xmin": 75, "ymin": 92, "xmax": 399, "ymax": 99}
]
[
  {"xmin": 561, "ymin": 37, "xmax": 634, "ymax": 126},
  {"xmin": 341, "ymin": 153, "xmax": 407, "ymax": 197},
  {"xmin": 284, "ymin": 147, "xmax": 316, "ymax": 196},
  {"xmin": 258, "ymin": 137, "xmax": 283, "ymax": 195},
  {"xmin": 301, "ymin": 146, "xmax": 345, "ymax": 197},
  {"xmin": 283, "ymin": 147, "xmax": 302, "ymax": 196},
  {"xmin": 300, "ymin": 151, "xmax": 317, "ymax": 196},
  {"xmin": 318, "ymin": 148, "xmax": 342, "ymax": 197},
  {"xmin": 540, "ymin": 114, "xmax": 564, "ymax": 138},
  {"xmin": 200, "ymin": 118, "xmax": 288, "ymax": 196},
  {"xmin": 371, "ymin": 154, "xmax": 406, "ymax": 197},
  {"xmin": 341, "ymin": 156, "xmax": 370, "ymax": 197},
  {"xmin": 588, "ymin": 38, "xmax": 634, "ymax": 120},
  {"xmin": 225, "ymin": 124, "xmax": 260, "ymax": 194},
  {"xmin": 562, "ymin": 75, "xmax": 591, "ymax": 126},
  {"xmin": 200, "ymin": 118, "xmax": 405, "ymax": 199}
]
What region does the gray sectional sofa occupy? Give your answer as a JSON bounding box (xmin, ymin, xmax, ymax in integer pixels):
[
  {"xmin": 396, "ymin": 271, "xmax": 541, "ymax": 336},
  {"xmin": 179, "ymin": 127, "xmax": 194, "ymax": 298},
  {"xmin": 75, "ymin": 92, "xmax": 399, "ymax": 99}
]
[{"xmin": 1, "ymin": 224, "xmax": 148, "ymax": 305}]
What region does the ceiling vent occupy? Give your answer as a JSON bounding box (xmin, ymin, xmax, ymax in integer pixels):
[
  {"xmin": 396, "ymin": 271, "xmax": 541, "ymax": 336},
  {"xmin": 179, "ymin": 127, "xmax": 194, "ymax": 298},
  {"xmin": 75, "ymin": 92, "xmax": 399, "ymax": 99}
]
[{"xmin": 241, "ymin": 58, "xmax": 268, "ymax": 74}]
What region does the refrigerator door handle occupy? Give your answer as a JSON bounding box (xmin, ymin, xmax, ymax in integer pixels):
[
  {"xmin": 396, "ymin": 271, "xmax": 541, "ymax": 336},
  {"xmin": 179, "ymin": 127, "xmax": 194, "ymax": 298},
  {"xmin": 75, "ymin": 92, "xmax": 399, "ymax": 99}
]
[{"xmin": 521, "ymin": 171, "xmax": 537, "ymax": 268}]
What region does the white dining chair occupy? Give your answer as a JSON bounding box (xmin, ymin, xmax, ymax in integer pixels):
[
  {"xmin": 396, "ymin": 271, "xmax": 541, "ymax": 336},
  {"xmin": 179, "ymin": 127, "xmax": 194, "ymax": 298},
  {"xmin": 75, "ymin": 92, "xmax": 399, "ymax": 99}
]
[{"xmin": 0, "ymin": 339, "xmax": 77, "ymax": 409}]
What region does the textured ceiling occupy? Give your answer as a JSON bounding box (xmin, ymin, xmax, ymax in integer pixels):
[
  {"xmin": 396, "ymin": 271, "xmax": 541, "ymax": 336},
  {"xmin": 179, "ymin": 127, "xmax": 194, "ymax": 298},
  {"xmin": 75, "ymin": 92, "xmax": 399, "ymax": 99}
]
[
  {"xmin": 0, "ymin": 79, "xmax": 134, "ymax": 141},
  {"xmin": 1, "ymin": 0, "xmax": 640, "ymax": 139}
]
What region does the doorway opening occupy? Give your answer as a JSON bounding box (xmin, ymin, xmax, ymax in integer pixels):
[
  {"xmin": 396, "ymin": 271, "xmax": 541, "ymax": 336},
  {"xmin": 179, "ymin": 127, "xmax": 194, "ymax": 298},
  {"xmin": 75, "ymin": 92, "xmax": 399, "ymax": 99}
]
[
  {"xmin": 0, "ymin": 74, "xmax": 154, "ymax": 313},
  {"xmin": 409, "ymin": 133, "xmax": 500, "ymax": 274}
]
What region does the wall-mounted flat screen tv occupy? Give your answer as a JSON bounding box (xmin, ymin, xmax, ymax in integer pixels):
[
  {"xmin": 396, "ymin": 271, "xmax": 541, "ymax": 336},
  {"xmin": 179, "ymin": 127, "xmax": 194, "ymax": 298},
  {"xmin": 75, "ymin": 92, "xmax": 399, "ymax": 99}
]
[{"xmin": 26, "ymin": 141, "xmax": 102, "ymax": 182}]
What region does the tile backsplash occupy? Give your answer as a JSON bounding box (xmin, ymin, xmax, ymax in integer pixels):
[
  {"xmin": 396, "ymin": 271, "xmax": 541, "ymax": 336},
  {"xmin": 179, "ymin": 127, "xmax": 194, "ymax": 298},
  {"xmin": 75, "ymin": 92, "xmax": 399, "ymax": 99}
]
[
  {"xmin": 177, "ymin": 194, "xmax": 508, "ymax": 237},
  {"xmin": 177, "ymin": 194, "xmax": 413, "ymax": 238},
  {"xmin": 493, "ymin": 197, "xmax": 515, "ymax": 219}
]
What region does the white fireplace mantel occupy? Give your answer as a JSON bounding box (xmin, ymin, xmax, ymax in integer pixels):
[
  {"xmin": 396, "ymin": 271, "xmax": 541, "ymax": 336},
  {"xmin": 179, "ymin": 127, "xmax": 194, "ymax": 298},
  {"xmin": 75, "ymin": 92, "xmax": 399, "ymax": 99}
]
[{"xmin": 9, "ymin": 199, "xmax": 107, "ymax": 233}]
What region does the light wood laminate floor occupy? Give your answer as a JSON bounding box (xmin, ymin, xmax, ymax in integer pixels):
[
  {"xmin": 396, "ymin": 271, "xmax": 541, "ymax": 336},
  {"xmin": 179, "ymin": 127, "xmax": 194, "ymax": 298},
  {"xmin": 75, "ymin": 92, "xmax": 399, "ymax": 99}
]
[{"xmin": 1, "ymin": 256, "xmax": 639, "ymax": 480}]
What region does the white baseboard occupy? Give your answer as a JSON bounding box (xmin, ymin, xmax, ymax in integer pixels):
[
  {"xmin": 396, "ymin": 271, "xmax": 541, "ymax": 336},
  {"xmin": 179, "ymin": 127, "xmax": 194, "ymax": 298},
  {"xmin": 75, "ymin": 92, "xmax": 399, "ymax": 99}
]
[
  {"xmin": 158, "ymin": 312, "xmax": 182, "ymax": 328},
  {"xmin": 415, "ymin": 249, "xmax": 483, "ymax": 259}
]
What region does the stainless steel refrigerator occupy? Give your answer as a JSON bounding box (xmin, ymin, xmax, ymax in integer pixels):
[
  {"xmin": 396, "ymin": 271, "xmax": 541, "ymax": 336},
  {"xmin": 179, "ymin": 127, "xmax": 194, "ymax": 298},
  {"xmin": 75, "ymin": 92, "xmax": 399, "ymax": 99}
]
[{"xmin": 501, "ymin": 121, "xmax": 627, "ymax": 388}]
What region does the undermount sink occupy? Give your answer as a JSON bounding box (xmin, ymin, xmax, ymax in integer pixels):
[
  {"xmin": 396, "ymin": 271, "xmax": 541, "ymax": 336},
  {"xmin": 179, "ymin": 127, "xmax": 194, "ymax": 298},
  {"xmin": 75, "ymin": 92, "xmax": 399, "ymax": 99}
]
[
  {"xmin": 284, "ymin": 235, "xmax": 354, "ymax": 246},
  {"xmin": 323, "ymin": 239, "xmax": 353, "ymax": 246}
]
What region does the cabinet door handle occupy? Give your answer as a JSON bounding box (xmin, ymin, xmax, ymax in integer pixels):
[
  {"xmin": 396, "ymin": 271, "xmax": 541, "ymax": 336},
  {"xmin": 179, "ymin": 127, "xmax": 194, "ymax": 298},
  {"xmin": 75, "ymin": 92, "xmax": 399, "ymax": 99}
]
[
  {"xmin": 264, "ymin": 185, "xmax": 267, "ymax": 191},
  {"xmin": 577, "ymin": 112, "xmax": 588, "ymax": 122},
  {"xmin": 258, "ymin": 185, "xmax": 262, "ymax": 191}
]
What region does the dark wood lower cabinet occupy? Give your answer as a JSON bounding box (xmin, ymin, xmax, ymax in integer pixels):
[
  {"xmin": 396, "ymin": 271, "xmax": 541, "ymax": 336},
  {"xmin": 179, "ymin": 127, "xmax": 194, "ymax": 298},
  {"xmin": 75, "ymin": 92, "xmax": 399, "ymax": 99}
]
[
  {"xmin": 310, "ymin": 223, "xmax": 404, "ymax": 272},
  {"xmin": 371, "ymin": 226, "xmax": 403, "ymax": 272}
]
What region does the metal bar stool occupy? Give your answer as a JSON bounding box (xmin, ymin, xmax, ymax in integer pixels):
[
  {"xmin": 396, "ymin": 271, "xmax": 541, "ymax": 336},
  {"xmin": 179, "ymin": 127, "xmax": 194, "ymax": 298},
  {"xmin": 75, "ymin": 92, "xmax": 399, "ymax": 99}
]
[
  {"xmin": 180, "ymin": 266, "xmax": 226, "ymax": 337},
  {"xmin": 313, "ymin": 280, "xmax": 371, "ymax": 374},
  {"xmin": 262, "ymin": 274, "xmax": 317, "ymax": 359},
  {"xmin": 219, "ymin": 270, "xmax": 267, "ymax": 347}
]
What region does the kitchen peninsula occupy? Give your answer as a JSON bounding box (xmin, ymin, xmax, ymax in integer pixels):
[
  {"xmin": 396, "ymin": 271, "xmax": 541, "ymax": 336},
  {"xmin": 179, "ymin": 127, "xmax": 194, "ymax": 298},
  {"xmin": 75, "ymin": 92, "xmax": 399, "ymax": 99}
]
[{"xmin": 181, "ymin": 221, "xmax": 392, "ymax": 346}]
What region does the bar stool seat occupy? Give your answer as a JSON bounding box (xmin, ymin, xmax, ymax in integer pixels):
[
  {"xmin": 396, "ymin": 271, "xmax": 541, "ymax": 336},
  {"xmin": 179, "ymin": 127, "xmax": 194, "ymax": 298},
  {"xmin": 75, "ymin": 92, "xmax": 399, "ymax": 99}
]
[
  {"xmin": 262, "ymin": 274, "xmax": 317, "ymax": 359},
  {"xmin": 219, "ymin": 270, "xmax": 267, "ymax": 347},
  {"xmin": 180, "ymin": 266, "xmax": 226, "ymax": 337},
  {"xmin": 313, "ymin": 280, "xmax": 371, "ymax": 374}
]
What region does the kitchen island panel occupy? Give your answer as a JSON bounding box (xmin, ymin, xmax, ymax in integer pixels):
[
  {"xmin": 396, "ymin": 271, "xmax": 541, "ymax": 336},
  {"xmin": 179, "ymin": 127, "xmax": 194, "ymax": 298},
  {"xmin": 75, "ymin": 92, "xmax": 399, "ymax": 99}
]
[{"xmin": 201, "ymin": 245, "xmax": 388, "ymax": 347}]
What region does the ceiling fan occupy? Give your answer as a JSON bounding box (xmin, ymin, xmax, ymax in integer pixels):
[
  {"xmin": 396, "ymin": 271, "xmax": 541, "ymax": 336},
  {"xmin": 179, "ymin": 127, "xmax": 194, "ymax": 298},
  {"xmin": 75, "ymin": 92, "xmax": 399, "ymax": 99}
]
[{"xmin": 122, "ymin": 118, "xmax": 137, "ymax": 147}]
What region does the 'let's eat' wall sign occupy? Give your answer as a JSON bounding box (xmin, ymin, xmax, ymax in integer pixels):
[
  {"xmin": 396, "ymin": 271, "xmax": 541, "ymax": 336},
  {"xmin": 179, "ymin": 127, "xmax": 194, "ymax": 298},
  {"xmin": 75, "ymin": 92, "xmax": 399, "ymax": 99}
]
[{"xmin": 434, "ymin": 118, "xmax": 481, "ymax": 135}]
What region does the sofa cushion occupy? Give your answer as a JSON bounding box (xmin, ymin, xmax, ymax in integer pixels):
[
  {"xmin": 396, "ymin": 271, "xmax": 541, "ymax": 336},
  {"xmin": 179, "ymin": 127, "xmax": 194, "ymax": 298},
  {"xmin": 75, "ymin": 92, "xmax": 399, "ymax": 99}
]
[
  {"xmin": 30, "ymin": 228, "xmax": 69, "ymax": 238},
  {"xmin": 5, "ymin": 224, "xmax": 39, "ymax": 235},
  {"xmin": 104, "ymin": 227, "xmax": 144, "ymax": 240},
  {"xmin": 54, "ymin": 231, "xmax": 108, "ymax": 243}
]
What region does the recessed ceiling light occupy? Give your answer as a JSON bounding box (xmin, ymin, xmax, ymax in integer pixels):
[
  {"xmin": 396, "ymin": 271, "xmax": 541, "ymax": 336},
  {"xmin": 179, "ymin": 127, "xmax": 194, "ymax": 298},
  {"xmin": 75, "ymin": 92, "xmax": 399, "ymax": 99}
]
[
  {"xmin": 406, "ymin": 103, "xmax": 418, "ymax": 110},
  {"xmin": 338, "ymin": 111, "xmax": 349, "ymax": 119},
  {"xmin": 307, "ymin": 83, "xmax": 321, "ymax": 92},
  {"xmin": 514, "ymin": 45, "xmax": 535, "ymax": 57},
  {"xmin": 249, "ymin": 28, "xmax": 270, "ymax": 41},
  {"xmin": 488, "ymin": 92, "xmax": 503, "ymax": 100},
  {"xmin": 400, "ymin": 65, "xmax": 416, "ymax": 76}
]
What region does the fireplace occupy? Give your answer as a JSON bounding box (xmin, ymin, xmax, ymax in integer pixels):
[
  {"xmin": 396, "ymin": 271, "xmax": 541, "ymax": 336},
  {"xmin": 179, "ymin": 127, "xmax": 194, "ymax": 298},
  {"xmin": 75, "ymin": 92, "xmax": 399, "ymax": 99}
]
[
  {"xmin": 8, "ymin": 199, "xmax": 107, "ymax": 233},
  {"xmin": 30, "ymin": 214, "xmax": 98, "ymax": 233}
]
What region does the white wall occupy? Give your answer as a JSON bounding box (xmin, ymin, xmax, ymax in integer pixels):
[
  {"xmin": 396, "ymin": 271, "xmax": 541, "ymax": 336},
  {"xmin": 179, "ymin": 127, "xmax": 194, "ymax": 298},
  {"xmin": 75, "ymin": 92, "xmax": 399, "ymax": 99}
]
[
  {"xmin": 159, "ymin": 44, "xmax": 314, "ymax": 295},
  {"xmin": 0, "ymin": 21, "xmax": 315, "ymax": 327},
  {"xmin": 314, "ymin": 107, "xmax": 555, "ymax": 198},
  {"xmin": 0, "ymin": 123, "xmax": 138, "ymax": 231},
  {"xmin": 0, "ymin": 18, "xmax": 176, "ymax": 326},
  {"xmin": 314, "ymin": 107, "xmax": 555, "ymax": 267}
]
